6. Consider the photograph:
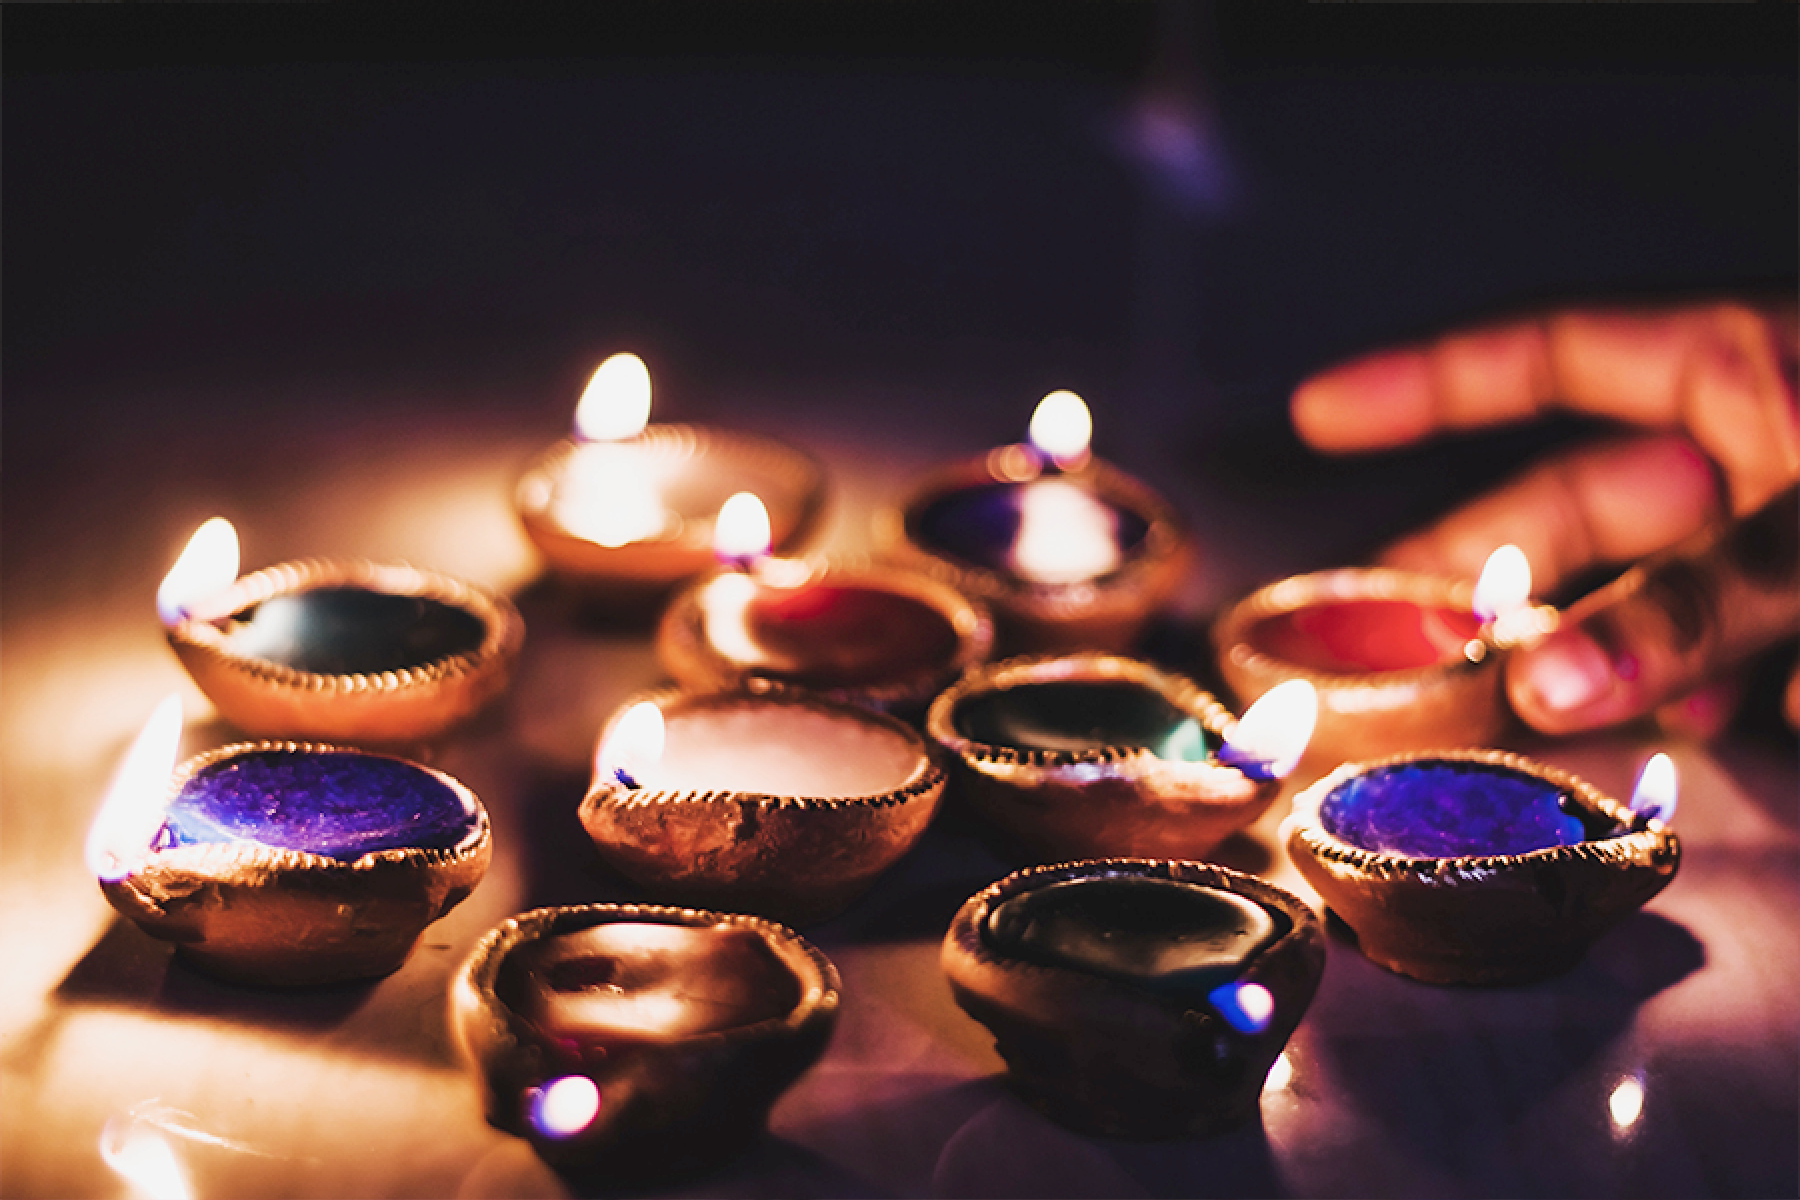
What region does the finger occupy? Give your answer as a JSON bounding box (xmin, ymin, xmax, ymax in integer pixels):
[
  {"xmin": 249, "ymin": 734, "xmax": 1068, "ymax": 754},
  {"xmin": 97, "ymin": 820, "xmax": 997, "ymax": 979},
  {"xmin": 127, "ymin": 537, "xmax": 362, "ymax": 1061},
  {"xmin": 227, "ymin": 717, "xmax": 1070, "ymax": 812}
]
[
  {"xmin": 1377, "ymin": 432, "xmax": 1722, "ymax": 594},
  {"xmin": 1507, "ymin": 484, "xmax": 1800, "ymax": 735},
  {"xmin": 1292, "ymin": 302, "xmax": 1800, "ymax": 515},
  {"xmin": 1652, "ymin": 676, "xmax": 1744, "ymax": 742},
  {"xmin": 1786, "ymin": 663, "xmax": 1800, "ymax": 731}
]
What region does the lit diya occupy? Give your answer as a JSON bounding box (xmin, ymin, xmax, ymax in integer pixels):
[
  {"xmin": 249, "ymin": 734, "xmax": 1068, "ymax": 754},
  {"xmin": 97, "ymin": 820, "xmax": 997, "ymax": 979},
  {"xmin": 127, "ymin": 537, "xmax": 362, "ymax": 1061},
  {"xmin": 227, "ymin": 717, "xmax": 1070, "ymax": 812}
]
[
  {"xmin": 1213, "ymin": 544, "xmax": 1558, "ymax": 766},
  {"xmin": 579, "ymin": 686, "xmax": 946, "ymax": 925},
  {"xmin": 927, "ymin": 652, "xmax": 1317, "ymax": 862},
  {"xmin": 90, "ymin": 696, "xmax": 491, "ymax": 985},
  {"xmin": 657, "ymin": 492, "xmax": 993, "ymax": 717},
  {"xmin": 515, "ymin": 352, "xmax": 829, "ymax": 597},
  {"xmin": 450, "ymin": 903, "xmax": 839, "ymax": 1182},
  {"xmin": 1284, "ymin": 748, "xmax": 1680, "ymax": 985},
  {"xmin": 942, "ymin": 858, "xmax": 1325, "ymax": 1139},
  {"xmin": 877, "ymin": 390, "xmax": 1190, "ymax": 653},
  {"xmin": 158, "ymin": 518, "xmax": 523, "ymax": 745}
]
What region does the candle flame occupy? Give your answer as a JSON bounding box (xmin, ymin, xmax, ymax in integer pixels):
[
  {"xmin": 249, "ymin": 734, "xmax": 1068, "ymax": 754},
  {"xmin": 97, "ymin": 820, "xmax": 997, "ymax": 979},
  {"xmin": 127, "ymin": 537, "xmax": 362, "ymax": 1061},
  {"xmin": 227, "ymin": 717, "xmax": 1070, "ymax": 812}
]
[
  {"xmin": 1010, "ymin": 479, "xmax": 1120, "ymax": 584},
  {"xmin": 1629, "ymin": 752, "xmax": 1677, "ymax": 824},
  {"xmin": 1218, "ymin": 679, "xmax": 1317, "ymax": 781},
  {"xmin": 598, "ymin": 701, "xmax": 666, "ymax": 790},
  {"xmin": 156, "ymin": 518, "xmax": 240, "ymax": 626},
  {"xmin": 99, "ymin": 1123, "xmax": 192, "ymax": 1200},
  {"xmin": 1028, "ymin": 390, "xmax": 1093, "ymax": 465},
  {"xmin": 1609, "ymin": 1075, "xmax": 1645, "ymax": 1130},
  {"xmin": 530, "ymin": 1075, "xmax": 603, "ymax": 1140},
  {"xmin": 1472, "ymin": 544, "xmax": 1532, "ymax": 623},
  {"xmin": 573, "ymin": 352, "xmax": 653, "ymax": 443},
  {"xmin": 1209, "ymin": 979, "xmax": 1275, "ymax": 1035},
  {"xmin": 714, "ymin": 492, "xmax": 772, "ymax": 564},
  {"xmin": 85, "ymin": 694, "xmax": 184, "ymax": 882}
]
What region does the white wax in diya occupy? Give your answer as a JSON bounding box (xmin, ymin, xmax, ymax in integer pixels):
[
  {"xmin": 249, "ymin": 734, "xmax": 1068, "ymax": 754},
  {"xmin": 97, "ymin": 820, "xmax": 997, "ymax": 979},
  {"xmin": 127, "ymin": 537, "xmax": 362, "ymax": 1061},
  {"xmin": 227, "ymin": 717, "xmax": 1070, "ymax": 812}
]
[{"xmin": 622, "ymin": 705, "xmax": 923, "ymax": 798}]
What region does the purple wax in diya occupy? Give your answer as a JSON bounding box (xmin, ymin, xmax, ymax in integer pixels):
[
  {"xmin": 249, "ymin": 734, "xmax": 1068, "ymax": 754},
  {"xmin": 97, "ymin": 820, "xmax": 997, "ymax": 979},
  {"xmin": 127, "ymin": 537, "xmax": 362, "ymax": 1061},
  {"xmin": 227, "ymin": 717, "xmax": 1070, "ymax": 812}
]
[{"xmin": 1285, "ymin": 749, "xmax": 1681, "ymax": 985}]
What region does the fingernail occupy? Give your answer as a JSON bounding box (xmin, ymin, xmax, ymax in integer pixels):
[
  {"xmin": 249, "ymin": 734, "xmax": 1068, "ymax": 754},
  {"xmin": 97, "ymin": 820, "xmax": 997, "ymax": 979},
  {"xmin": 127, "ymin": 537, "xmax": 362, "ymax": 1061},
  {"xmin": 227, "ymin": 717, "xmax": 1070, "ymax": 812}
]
[{"xmin": 1519, "ymin": 629, "xmax": 1615, "ymax": 714}]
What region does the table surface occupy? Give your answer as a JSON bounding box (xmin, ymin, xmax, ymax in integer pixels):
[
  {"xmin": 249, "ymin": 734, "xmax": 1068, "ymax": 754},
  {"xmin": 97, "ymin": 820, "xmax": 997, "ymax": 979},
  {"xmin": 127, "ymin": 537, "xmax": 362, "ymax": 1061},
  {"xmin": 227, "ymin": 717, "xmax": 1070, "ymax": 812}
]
[{"xmin": 4, "ymin": 14, "xmax": 1796, "ymax": 1199}]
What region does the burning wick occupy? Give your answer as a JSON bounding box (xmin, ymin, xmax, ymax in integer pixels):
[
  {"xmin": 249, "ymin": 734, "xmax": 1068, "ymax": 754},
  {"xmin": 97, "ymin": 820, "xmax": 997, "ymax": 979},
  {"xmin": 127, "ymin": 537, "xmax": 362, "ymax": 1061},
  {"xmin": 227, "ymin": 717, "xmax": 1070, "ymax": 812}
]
[
  {"xmin": 573, "ymin": 352, "xmax": 653, "ymax": 444},
  {"xmin": 1468, "ymin": 544, "xmax": 1554, "ymax": 653},
  {"xmin": 714, "ymin": 492, "xmax": 772, "ymax": 572},
  {"xmin": 1028, "ymin": 389, "xmax": 1093, "ymax": 470},
  {"xmin": 529, "ymin": 1075, "xmax": 603, "ymax": 1140},
  {"xmin": 1629, "ymin": 752, "xmax": 1678, "ymax": 825},
  {"xmin": 85, "ymin": 694, "xmax": 185, "ymax": 882},
  {"xmin": 598, "ymin": 701, "xmax": 666, "ymax": 791},
  {"xmin": 156, "ymin": 518, "xmax": 240, "ymax": 627},
  {"xmin": 1217, "ymin": 679, "xmax": 1318, "ymax": 781},
  {"xmin": 1208, "ymin": 979, "xmax": 1275, "ymax": 1035}
]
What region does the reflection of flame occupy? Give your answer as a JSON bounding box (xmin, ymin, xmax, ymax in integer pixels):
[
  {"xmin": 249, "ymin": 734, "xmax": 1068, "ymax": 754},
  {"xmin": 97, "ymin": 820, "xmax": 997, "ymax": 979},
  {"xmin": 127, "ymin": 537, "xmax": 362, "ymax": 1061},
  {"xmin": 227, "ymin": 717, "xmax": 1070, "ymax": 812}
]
[
  {"xmin": 100, "ymin": 1123, "xmax": 193, "ymax": 1200},
  {"xmin": 1608, "ymin": 1075, "xmax": 1645, "ymax": 1130},
  {"xmin": 1263, "ymin": 1051, "xmax": 1295, "ymax": 1094},
  {"xmin": 1027, "ymin": 390, "xmax": 1093, "ymax": 466},
  {"xmin": 1472, "ymin": 544, "xmax": 1532, "ymax": 623},
  {"xmin": 1218, "ymin": 680, "xmax": 1317, "ymax": 781},
  {"xmin": 530, "ymin": 1075, "xmax": 602, "ymax": 1140},
  {"xmin": 157, "ymin": 518, "xmax": 240, "ymax": 626},
  {"xmin": 700, "ymin": 571, "xmax": 762, "ymax": 666},
  {"xmin": 713, "ymin": 492, "xmax": 772, "ymax": 564},
  {"xmin": 1009, "ymin": 480, "xmax": 1120, "ymax": 584},
  {"xmin": 598, "ymin": 701, "xmax": 666, "ymax": 790},
  {"xmin": 86, "ymin": 695, "xmax": 184, "ymax": 882},
  {"xmin": 1209, "ymin": 980, "xmax": 1274, "ymax": 1034},
  {"xmin": 573, "ymin": 352, "xmax": 652, "ymax": 443},
  {"xmin": 556, "ymin": 444, "xmax": 671, "ymax": 548},
  {"xmin": 1630, "ymin": 752, "xmax": 1678, "ymax": 824}
]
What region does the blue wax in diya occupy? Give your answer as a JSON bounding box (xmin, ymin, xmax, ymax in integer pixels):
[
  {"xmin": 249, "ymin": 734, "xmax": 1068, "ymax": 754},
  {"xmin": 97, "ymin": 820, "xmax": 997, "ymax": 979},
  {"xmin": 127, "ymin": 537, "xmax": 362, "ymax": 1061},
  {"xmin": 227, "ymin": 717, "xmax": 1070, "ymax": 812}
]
[
  {"xmin": 1320, "ymin": 760, "xmax": 1620, "ymax": 858},
  {"xmin": 157, "ymin": 749, "xmax": 481, "ymax": 861},
  {"xmin": 911, "ymin": 482, "xmax": 1151, "ymax": 575}
]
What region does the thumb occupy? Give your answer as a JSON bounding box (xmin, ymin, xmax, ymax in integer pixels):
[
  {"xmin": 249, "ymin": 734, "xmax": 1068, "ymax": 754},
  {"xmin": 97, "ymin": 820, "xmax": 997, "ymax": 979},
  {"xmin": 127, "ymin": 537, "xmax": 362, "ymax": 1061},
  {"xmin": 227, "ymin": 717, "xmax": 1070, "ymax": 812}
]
[{"xmin": 1507, "ymin": 485, "xmax": 1799, "ymax": 736}]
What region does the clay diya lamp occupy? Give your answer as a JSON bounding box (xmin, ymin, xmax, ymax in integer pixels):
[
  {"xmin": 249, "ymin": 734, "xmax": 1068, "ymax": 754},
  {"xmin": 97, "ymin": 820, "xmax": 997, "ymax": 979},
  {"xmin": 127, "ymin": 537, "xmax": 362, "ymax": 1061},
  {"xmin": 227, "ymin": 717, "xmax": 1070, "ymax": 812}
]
[
  {"xmin": 926, "ymin": 651, "xmax": 1317, "ymax": 862},
  {"xmin": 515, "ymin": 352, "xmax": 828, "ymax": 600},
  {"xmin": 1283, "ymin": 748, "xmax": 1681, "ymax": 985},
  {"xmin": 158, "ymin": 517, "xmax": 523, "ymax": 745},
  {"xmin": 578, "ymin": 684, "xmax": 947, "ymax": 925},
  {"xmin": 450, "ymin": 902, "xmax": 839, "ymax": 1182},
  {"xmin": 1213, "ymin": 544, "xmax": 1559, "ymax": 767},
  {"xmin": 877, "ymin": 390, "xmax": 1190, "ymax": 654},
  {"xmin": 942, "ymin": 858, "xmax": 1325, "ymax": 1139},
  {"xmin": 89, "ymin": 695, "xmax": 491, "ymax": 986},
  {"xmin": 657, "ymin": 492, "xmax": 993, "ymax": 719}
]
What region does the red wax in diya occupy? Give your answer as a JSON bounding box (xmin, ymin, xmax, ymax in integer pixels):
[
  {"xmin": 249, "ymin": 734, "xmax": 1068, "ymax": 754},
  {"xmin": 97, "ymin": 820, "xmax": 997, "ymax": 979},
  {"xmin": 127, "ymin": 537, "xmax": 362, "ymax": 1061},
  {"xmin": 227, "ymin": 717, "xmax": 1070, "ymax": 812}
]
[{"xmin": 1246, "ymin": 598, "xmax": 1483, "ymax": 674}]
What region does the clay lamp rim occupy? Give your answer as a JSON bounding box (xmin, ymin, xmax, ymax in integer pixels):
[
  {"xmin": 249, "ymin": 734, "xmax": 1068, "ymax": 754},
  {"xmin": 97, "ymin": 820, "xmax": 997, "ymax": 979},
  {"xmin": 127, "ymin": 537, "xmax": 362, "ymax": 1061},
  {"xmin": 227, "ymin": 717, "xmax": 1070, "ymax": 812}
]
[
  {"xmin": 875, "ymin": 451, "xmax": 1190, "ymax": 614},
  {"xmin": 1213, "ymin": 565, "xmax": 1550, "ymax": 691},
  {"xmin": 657, "ymin": 554, "xmax": 996, "ymax": 710},
  {"xmin": 103, "ymin": 739, "xmax": 493, "ymax": 885},
  {"xmin": 166, "ymin": 557, "xmax": 524, "ymax": 699},
  {"xmin": 516, "ymin": 424, "xmax": 831, "ymax": 563},
  {"xmin": 945, "ymin": 856, "xmax": 1321, "ymax": 999},
  {"xmin": 453, "ymin": 901, "xmax": 842, "ymax": 1058},
  {"xmin": 926, "ymin": 651, "xmax": 1239, "ymax": 774},
  {"xmin": 585, "ymin": 681, "xmax": 947, "ymax": 813},
  {"xmin": 1284, "ymin": 746, "xmax": 1679, "ymax": 877}
]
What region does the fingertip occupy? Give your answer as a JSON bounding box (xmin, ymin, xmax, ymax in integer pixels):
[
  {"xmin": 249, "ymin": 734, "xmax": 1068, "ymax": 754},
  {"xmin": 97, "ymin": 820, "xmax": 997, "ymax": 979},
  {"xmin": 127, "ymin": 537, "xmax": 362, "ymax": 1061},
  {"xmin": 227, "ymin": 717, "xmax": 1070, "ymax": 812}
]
[
  {"xmin": 1506, "ymin": 626, "xmax": 1624, "ymax": 735},
  {"xmin": 1291, "ymin": 350, "xmax": 1435, "ymax": 451}
]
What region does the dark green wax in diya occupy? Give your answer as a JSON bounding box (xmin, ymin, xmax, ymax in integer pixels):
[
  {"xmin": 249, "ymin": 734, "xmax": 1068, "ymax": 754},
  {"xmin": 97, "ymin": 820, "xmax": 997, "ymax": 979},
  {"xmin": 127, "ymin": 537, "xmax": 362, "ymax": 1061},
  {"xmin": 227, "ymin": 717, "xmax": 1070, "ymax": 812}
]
[
  {"xmin": 984, "ymin": 876, "xmax": 1286, "ymax": 997},
  {"xmin": 952, "ymin": 679, "xmax": 1210, "ymax": 760},
  {"xmin": 222, "ymin": 587, "xmax": 488, "ymax": 676}
]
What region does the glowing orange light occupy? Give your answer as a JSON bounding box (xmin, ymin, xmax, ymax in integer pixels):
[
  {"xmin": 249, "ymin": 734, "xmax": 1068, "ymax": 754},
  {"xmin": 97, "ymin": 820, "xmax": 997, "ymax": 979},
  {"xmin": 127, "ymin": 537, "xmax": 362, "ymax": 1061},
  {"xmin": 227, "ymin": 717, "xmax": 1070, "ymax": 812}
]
[
  {"xmin": 713, "ymin": 492, "xmax": 772, "ymax": 563},
  {"xmin": 1010, "ymin": 480, "xmax": 1120, "ymax": 584},
  {"xmin": 1609, "ymin": 1075, "xmax": 1645, "ymax": 1130},
  {"xmin": 1028, "ymin": 390, "xmax": 1093, "ymax": 466},
  {"xmin": 85, "ymin": 695, "xmax": 184, "ymax": 882},
  {"xmin": 156, "ymin": 518, "xmax": 239, "ymax": 626},
  {"xmin": 573, "ymin": 352, "xmax": 653, "ymax": 443},
  {"xmin": 1472, "ymin": 544, "xmax": 1532, "ymax": 623},
  {"xmin": 597, "ymin": 701, "xmax": 666, "ymax": 790},
  {"xmin": 100, "ymin": 1118, "xmax": 193, "ymax": 1200},
  {"xmin": 531, "ymin": 1075, "xmax": 602, "ymax": 1140},
  {"xmin": 1220, "ymin": 679, "xmax": 1318, "ymax": 780}
]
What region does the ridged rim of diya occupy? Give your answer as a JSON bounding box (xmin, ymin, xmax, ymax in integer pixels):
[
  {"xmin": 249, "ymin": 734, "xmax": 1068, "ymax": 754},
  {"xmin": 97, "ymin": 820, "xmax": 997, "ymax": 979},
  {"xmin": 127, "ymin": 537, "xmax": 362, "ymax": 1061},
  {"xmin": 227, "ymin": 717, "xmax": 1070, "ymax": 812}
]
[
  {"xmin": 1284, "ymin": 747, "xmax": 1680, "ymax": 986},
  {"xmin": 449, "ymin": 901, "xmax": 840, "ymax": 1174},
  {"xmin": 655, "ymin": 555, "xmax": 996, "ymax": 713},
  {"xmin": 941, "ymin": 857, "xmax": 1325, "ymax": 1139},
  {"xmin": 874, "ymin": 450, "xmax": 1191, "ymax": 649},
  {"xmin": 165, "ymin": 557, "xmax": 524, "ymax": 744},
  {"xmin": 924, "ymin": 653, "xmax": 1276, "ymax": 861},
  {"xmin": 579, "ymin": 682, "xmax": 948, "ymax": 924},
  {"xmin": 515, "ymin": 425, "xmax": 831, "ymax": 587},
  {"xmin": 101, "ymin": 740, "xmax": 492, "ymax": 987}
]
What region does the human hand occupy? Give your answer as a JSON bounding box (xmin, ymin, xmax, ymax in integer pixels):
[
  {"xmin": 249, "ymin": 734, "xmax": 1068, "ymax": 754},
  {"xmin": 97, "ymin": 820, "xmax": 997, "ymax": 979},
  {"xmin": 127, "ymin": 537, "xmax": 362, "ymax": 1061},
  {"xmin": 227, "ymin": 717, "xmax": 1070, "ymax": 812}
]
[{"xmin": 1290, "ymin": 301, "xmax": 1800, "ymax": 736}]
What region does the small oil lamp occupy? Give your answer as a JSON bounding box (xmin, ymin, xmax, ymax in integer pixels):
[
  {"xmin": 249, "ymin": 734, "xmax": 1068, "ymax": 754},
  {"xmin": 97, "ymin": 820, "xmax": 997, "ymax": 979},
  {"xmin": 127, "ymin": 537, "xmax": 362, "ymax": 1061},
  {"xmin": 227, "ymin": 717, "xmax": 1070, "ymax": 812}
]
[
  {"xmin": 878, "ymin": 391, "xmax": 1190, "ymax": 654},
  {"xmin": 926, "ymin": 652, "xmax": 1317, "ymax": 862},
  {"xmin": 657, "ymin": 492, "xmax": 994, "ymax": 718},
  {"xmin": 450, "ymin": 902, "xmax": 839, "ymax": 1182},
  {"xmin": 91, "ymin": 696, "xmax": 491, "ymax": 985},
  {"xmin": 941, "ymin": 858, "xmax": 1325, "ymax": 1139},
  {"xmin": 1213, "ymin": 544, "xmax": 1559, "ymax": 767},
  {"xmin": 579, "ymin": 685, "xmax": 946, "ymax": 925},
  {"xmin": 515, "ymin": 353, "xmax": 829, "ymax": 598},
  {"xmin": 159, "ymin": 518, "xmax": 524, "ymax": 745},
  {"xmin": 1283, "ymin": 748, "xmax": 1680, "ymax": 985}
]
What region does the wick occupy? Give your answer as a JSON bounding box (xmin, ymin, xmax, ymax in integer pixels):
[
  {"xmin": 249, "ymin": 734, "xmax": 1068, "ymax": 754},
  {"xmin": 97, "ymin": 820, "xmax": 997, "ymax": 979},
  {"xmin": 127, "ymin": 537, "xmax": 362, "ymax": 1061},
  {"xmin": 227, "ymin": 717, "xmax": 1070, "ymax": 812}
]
[
  {"xmin": 613, "ymin": 767, "xmax": 640, "ymax": 790},
  {"xmin": 1216, "ymin": 744, "xmax": 1279, "ymax": 783}
]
